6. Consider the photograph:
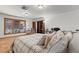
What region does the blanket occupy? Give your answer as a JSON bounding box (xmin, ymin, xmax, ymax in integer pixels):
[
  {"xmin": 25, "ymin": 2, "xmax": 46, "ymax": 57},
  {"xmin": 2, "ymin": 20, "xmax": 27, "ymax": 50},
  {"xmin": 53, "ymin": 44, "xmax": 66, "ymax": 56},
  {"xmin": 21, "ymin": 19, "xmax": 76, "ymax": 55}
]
[{"xmin": 13, "ymin": 33, "xmax": 45, "ymax": 53}]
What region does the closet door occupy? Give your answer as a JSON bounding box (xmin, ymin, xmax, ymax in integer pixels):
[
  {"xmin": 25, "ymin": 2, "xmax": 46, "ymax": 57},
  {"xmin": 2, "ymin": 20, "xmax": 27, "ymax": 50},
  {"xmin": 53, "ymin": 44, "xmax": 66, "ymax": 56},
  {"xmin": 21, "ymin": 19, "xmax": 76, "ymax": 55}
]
[
  {"xmin": 32, "ymin": 21, "xmax": 36, "ymax": 32},
  {"xmin": 37, "ymin": 21, "xmax": 44, "ymax": 33},
  {"xmin": 37, "ymin": 21, "xmax": 39, "ymax": 33}
]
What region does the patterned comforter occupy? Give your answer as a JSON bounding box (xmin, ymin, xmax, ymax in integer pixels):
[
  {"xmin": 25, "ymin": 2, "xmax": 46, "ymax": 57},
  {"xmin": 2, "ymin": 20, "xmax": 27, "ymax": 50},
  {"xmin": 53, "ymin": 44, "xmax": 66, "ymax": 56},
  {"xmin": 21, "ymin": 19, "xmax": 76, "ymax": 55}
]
[{"xmin": 13, "ymin": 33, "xmax": 45, "ymax": 53}]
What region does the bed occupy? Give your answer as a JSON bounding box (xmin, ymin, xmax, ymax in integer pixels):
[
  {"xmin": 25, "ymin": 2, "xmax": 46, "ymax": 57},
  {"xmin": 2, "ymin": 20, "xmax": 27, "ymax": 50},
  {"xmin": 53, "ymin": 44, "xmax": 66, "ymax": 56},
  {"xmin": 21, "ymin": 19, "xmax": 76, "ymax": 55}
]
[{"xmin": 13, "ymin": 31, "xmax": 72, "ymax": 53}]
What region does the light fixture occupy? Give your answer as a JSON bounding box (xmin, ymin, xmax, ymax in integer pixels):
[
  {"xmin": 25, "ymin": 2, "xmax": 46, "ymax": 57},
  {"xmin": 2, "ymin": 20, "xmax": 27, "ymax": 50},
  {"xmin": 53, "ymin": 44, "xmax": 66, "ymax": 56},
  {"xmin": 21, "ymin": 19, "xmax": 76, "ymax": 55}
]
[
  {"xmin": 22, "ymin": 11, "xmax": 28, "ymax": 16},
  {"xmin": 35, "ymin": 5, "xmax": 47, "ymax": 9},
  {"xmin": 38, "ymin": 5, "xmax": 43, "ymax": 9}
]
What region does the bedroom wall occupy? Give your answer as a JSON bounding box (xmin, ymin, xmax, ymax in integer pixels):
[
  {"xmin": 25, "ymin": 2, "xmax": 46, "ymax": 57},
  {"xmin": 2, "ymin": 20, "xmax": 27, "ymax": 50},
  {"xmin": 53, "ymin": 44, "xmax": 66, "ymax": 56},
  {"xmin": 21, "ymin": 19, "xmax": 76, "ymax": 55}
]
[
  {"xmin": 0, "ymin": 15, "xmax": 4, "ymax": 36},
  {"xmin": 0, "ymin": 13, "xmax": 32, "ymax": 36},
  {"xmin": 26, "ymin": 19, "xmax": 32, "ymax": 30},
  {"xmin": 45, "ymin": 9, "xmax": 79, "ymax": 31},
  {"xmin": 44, "ymin": 9, "xmax": 79, "ymax": 52}
]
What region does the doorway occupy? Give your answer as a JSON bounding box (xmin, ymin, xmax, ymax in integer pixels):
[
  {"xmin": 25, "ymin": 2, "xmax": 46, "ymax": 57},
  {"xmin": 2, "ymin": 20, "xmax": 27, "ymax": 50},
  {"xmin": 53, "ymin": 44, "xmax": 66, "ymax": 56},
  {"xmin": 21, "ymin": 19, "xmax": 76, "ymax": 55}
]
[{"xmin": 32, "ymin": 20, "xmax": 45, "ymax": 33}]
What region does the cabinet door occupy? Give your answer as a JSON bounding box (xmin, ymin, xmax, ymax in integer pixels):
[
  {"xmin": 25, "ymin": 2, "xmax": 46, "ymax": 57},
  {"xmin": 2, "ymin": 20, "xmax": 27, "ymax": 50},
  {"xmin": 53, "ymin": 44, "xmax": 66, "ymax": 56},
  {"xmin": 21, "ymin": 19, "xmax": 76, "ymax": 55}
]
[
  {"xmin": 14, "ymin": 20, "xmax": 26, "ymax": 33},
  {"xmin": 32, "ymin": 21, "xmax": 36, "ymax": 32},
  {"xmin": 19, "ymin": 20, "xmax": 26, "ymax": 33},
  {"xmin": 4, "ymin": 18, "xmax": 13, "ymax": 35}
]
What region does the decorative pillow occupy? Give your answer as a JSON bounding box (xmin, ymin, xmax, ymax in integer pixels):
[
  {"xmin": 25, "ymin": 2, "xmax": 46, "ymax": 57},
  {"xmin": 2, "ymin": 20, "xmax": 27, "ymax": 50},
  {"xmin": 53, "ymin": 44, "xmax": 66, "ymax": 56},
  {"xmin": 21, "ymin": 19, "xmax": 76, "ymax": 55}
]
[
  {"xmin": 42, "ymin": 32, "xmax": 56, "ymax": 49},
  {"xmin": 47, "ymin": 31, "xmax": 64, "ymax": 49},
  {"xmin": 48, "ymin": 31, "xmax": 72, "ymax": 53},
  {"xmin": 42, "ymin": 36, "xmax": 51, "ymax": 48},
  {"xmin": 37, "ymin": 32, "xmax": 56, "ymax": 49},
  {"xmin": 47, "ymin": 32, "xmax": 56, "ymax": 39},
  {"xmin": 64, "ymin": 32, "xmax": 73, "ymax": 50},
  {"xmin": 65, "ymin": 32, "xmax": 73, "ymax": 41}
]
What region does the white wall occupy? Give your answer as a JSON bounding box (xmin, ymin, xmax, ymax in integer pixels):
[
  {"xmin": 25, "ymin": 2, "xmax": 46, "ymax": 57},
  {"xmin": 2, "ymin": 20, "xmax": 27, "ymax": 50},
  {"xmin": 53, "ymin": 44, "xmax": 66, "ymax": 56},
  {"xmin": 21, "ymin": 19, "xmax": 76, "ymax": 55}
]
[
  {"xmin": 0, "ymin": 15, "xmax": 4, "ymax": 36},
  {"xmin": 43, "ymin": 10, "xmax": 79, "ymax": 52},
  {"xmin": 45, "ymin": 10, "xmax": 79, "ymax": 31},
  {"xmin": 26, "ymin": 19, "xmax": 32, "ymax": 30}
]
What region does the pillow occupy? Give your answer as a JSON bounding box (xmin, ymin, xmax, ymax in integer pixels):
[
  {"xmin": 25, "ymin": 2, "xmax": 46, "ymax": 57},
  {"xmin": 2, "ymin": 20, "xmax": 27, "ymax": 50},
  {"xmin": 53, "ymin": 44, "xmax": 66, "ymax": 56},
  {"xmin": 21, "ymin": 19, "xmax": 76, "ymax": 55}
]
[
  {"xmin": 37, "ymin": 32, "xmax": 56, "ymax": 49},
  {"xmin": 47, "ymin": 32, "xmax": 56, "ymax": 39},
  {"xmin": 42, "ymin": 32, "xmax": 56, "ymax": 49},
  {"xmin": 47, "ymin": 31, "xmax": 64, "ymax": 49},
  {"xmin": 65, "ymin": 32, "xmax": 73, "ymax": 41},
  {"xmin": 42, "ymin": 36, "xmax": 51, "ymax": 48},
  {"xmin": 48, "ymin": 31, "xmax": 72, "ymax": 53},
  {"xmin": 64, "ymin": 32, "xmax": 73, "ymax": 51}
]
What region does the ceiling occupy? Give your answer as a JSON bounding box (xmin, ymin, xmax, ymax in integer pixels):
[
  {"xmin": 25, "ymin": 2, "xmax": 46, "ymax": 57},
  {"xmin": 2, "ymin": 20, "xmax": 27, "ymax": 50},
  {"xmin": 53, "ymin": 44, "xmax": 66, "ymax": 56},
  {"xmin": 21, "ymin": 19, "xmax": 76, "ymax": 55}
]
[{"xmin": 0, "ymin": 5, "xmax": 79, "ymax": 18}]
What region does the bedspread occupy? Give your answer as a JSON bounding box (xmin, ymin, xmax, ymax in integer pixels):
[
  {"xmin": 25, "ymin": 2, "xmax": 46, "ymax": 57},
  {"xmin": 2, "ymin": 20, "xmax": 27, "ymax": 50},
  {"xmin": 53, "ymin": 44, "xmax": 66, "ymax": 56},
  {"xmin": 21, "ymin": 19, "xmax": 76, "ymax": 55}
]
[{"xmin": 13, "ymin": 33, "xmax": 45, "ymax": 53}]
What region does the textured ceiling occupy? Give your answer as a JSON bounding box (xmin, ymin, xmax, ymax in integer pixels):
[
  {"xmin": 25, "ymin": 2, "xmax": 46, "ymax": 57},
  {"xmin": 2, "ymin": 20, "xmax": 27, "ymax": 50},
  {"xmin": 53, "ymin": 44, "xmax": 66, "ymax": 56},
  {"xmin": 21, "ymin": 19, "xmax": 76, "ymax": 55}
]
[{"xmin": 0, "ymin": 5, "xmax": 79, "ymax": 18}]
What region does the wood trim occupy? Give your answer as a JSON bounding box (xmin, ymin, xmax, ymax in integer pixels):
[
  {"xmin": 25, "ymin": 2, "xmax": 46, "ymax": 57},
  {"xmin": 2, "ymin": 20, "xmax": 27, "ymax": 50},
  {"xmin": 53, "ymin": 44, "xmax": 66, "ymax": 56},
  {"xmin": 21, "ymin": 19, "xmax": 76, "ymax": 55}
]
[
  {"xmin": 4, "ymin": 17, "xmax": 14, "ymax": 35},
  {"xmin": 0, "ymin": 33, "xmax": 26, "ymax": 39},
  {"xmin": 4, "ymin": 16, "xmax": 6, "ymax": 35},
  {"xmin": 12, "ymin": 18, "xmax": 14, "ymax": 34}
]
